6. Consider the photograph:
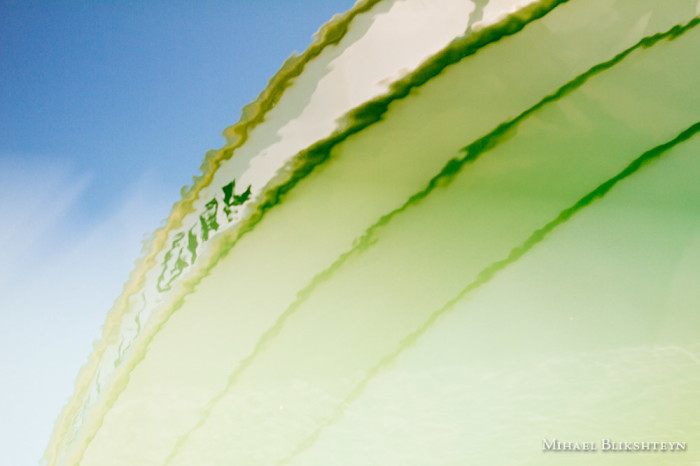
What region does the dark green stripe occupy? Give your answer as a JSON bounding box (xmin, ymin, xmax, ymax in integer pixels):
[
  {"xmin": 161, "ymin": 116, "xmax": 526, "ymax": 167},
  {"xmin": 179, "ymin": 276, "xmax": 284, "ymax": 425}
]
[
  {"xmin": 278, "ymin": 120, "xmax": 700, "ymax": 465},
  {"xmin": 245, "ymin": 0, "xmax": 570, "ymax": 238},
  {"xmin": 160, "ymin": 15, "xmax": 700, "ymax": 463}
]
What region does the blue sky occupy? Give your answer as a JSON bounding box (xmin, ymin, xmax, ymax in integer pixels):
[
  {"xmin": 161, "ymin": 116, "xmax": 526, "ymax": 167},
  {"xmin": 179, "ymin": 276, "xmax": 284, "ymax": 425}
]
[{"xmin": 0, "ymin": 1, "xmax": 355, "ymax": 463}]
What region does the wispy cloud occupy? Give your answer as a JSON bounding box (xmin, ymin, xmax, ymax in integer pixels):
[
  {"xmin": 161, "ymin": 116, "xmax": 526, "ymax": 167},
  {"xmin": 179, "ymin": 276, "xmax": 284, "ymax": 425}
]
[{"xmin": 0, "ymin": 155, "xmax": 173, "ymax": 465}]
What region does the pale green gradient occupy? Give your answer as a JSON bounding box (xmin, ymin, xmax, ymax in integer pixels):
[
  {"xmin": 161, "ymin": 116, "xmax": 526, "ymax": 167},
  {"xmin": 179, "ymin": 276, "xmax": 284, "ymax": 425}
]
[{"xmin": 48, "ymin": 0, "xmax": 700, "ymax": 464}]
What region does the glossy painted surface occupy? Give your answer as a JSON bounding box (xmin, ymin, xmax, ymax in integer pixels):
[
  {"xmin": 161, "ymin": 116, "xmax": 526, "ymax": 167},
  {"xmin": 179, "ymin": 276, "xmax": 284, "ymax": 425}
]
[{"xmin": 46, "ymin": 1, "xmax": 700, "ymax": 464}]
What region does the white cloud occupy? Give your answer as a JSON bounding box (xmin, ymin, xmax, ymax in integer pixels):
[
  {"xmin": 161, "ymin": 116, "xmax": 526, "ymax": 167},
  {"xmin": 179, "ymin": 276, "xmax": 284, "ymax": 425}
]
[{"xmin": 0, "ymin": 156, "xmax": 174, "ymax": 465}]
